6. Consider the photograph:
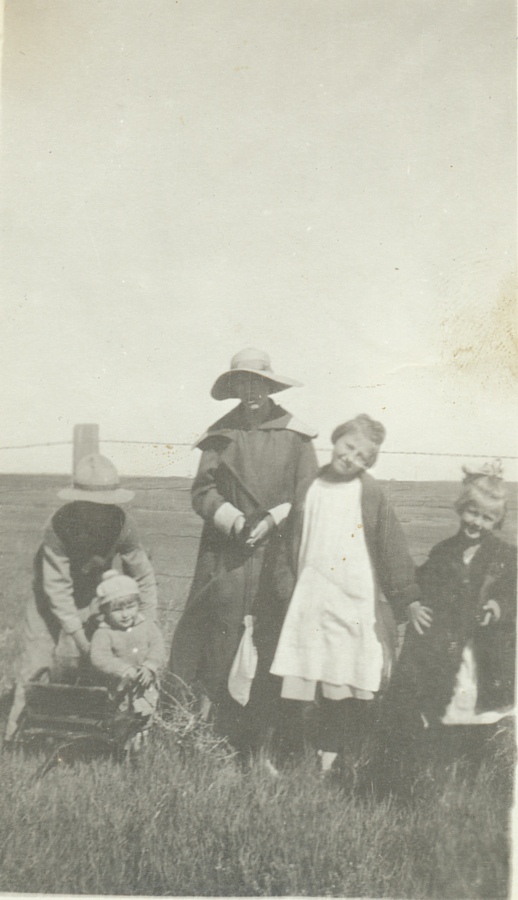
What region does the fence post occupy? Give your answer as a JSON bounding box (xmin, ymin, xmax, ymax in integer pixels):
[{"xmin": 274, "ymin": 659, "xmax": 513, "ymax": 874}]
[{"xmin": 73, "ymin": 424, "xmax": 99, "ymax": 474}]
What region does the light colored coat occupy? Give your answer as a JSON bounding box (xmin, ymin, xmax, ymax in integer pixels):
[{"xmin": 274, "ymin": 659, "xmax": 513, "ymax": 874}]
[{"xmin": 90, "ymin": 614, "xmax": 165, "ymax": 680}]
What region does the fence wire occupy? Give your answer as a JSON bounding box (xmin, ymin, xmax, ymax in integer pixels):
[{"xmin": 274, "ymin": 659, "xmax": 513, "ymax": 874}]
[{"xmin": 0, "ymin": 440, "xmax": 515, "ymax": 461}]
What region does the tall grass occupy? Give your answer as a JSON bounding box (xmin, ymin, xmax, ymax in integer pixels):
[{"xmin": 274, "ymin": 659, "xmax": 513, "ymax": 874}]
[
  {"xmin": 0, "ymin": 480, "xmax": 514, "ymax": 898},
  {"xmin": 0, "ymin": 702, "xmax": 513, "ymax": 898}
]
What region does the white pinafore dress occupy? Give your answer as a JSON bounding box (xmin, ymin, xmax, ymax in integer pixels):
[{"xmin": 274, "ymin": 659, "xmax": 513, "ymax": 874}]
[{"xmin": 270, "ymin": 476, "xmax": 396, "ymax": 701}]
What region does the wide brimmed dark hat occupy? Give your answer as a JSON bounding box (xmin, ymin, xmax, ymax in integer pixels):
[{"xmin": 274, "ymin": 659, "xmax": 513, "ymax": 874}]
[
  {"xmin": 211, "ymin": 348, "xmax": 302, "ymax": 401},
  {"xmin": 58, "ymin": 454, "xmax": 135, "ymax": 504}
]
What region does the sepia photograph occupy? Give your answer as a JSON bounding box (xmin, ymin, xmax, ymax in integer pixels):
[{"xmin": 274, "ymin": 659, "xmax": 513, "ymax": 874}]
[{"xmin": 0, "ymin": 1, "xmax": 516, "ymax": 897}]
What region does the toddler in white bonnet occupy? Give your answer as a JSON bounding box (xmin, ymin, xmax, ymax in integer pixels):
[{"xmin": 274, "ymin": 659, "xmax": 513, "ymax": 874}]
[{"xmin": 90, "ymin": 569, "xmax": 165, "ymax": 719}]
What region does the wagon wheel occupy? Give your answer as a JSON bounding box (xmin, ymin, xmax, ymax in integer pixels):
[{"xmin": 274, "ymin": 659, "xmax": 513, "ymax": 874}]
[{"xmin": 35, "ymin": 733, "xmax": 117, "ymax": 779}]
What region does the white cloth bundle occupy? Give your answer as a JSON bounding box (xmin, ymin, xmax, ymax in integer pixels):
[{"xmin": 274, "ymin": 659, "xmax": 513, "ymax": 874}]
[{"xmin": 228, "ymin": 615, "xmax": 258, "ymax": 706}]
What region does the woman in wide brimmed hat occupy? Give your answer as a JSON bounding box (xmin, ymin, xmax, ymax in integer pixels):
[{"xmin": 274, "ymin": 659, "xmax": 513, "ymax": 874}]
[
  {"xmin": 169, "ymin": 348, "xmax": 318, "ymax": 757},
  {"xmin": 4, "ymin": 454, "xmax": 158, "ymax": 741}
]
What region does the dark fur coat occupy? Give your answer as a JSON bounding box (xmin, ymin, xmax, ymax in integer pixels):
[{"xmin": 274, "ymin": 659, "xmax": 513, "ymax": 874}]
[{"xmin": 389, "ymin": 531, "xmax": 516, "ymax": 723}]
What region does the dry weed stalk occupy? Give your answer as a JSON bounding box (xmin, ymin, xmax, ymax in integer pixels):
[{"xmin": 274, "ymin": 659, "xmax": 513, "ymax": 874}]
[{"xmin": 156, "ymin": 672, "xmax": 236, "ymax": 763}]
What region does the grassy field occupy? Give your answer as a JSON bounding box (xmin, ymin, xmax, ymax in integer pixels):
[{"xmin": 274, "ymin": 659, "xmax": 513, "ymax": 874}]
[{"xmin": 0, "ymin": 475, "xmax": 515, "ymax": 897}]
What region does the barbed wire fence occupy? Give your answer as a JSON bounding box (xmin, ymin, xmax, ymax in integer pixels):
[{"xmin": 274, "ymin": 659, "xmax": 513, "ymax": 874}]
[
  {"xmin": 0, "ymin": 440, "xmax": 515, "ymax": 626},
  {"xmin": 0, "ymin": 439, "xmax": 516, "ymax": 460}
]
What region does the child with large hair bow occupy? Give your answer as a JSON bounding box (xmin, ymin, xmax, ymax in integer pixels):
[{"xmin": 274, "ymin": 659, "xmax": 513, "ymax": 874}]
[
  {"xmin": 372, "ymin": 461, "xmax": 516, "ymax": 798},
  {"xmin": 387, "ymin": 460, "xmax": 516, "ymax": 729}
]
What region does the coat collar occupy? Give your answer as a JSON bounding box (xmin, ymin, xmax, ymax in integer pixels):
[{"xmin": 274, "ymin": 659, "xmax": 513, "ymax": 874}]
[
  {"xmin": 195, "ymin": 400, "xmax": 316, "ymax": 448},
  {"xmin": 443, "ymin": 529, "xmax": 503, "ymax": 557}
]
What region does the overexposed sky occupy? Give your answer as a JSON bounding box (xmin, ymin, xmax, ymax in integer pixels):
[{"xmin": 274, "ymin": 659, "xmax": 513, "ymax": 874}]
[{"xmin": 1, "ymin": 0, "xmax": 516, "ymax": 480}]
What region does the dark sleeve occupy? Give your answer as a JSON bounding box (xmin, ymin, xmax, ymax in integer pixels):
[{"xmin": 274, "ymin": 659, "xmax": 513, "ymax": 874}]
[
  {"xmin": 489, "ymin": 543, "xmax": 517, "ymax": 625},
  {"xmin": 191, "ymin": 444, "xmax": 235, "ymax": 522},
  {"xmin": 272, "ymin": 530, "xmax": 296, "ymax": 609},
  {"xmin": 376, "ymin": 489, "xmax": 421, "ymax": 621},
  {"xmin": 268, "ymin": 436, "xmax": 318, "ymax": 528},
  {"xmin": 294, "ymin": 438, "xmax": 319, "ymax": 503},
  {"xmin": 272, "ymin": 501, "xmax": 306, "ymax": 609},
  {"xmin": 416, "ymin": 543, "xmax": 447, "ymax": 600}
]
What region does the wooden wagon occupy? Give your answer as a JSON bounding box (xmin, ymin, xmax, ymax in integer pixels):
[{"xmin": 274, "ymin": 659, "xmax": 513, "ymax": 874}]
[{"xmin": 10, "ymin": 672, "xmax": 145, "ymax": 777}]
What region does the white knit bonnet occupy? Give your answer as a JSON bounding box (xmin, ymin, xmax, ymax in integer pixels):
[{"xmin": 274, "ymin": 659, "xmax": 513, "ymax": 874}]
[{"xmin": 96, "ymin": 569, "xmax": 140, "ymax": 608}]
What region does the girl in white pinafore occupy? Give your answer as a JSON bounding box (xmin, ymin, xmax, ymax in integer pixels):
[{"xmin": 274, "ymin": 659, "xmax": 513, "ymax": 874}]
[{"xmin": 271, "ymin": 415, "xmax": 422, "ymax": 772}]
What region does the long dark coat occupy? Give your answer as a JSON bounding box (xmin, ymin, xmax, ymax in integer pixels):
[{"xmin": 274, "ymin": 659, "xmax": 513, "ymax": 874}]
[
  {"xmin": 387, "ymin": 531, "xmax": 516, "ymax": 723},
  {"xmin": 169, "ymin": 400, "xmax": 318, "ymax": 702}
]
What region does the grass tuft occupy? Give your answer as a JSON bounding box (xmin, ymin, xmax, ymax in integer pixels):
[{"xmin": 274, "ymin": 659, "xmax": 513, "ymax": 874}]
[{"xmin": 0, "ymin": 721, "xmax": 512, "ymax": 897}]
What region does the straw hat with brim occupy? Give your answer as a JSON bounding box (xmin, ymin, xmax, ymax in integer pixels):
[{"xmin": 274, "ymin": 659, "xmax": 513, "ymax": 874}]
[
  {"xmin": 58, "ymin": 454, "xmax": 135, "ymax": 504},
  {"xmin": 211, "ymin": 348, "xmax": 302, "ymax": 401}
]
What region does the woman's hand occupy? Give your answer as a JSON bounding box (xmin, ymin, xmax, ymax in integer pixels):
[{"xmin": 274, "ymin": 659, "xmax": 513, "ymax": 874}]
[
  {"xmin": 408, "ymin": 601, "xmax": 433, "ymax": 635},
  {"xmin": 246, "ymin": 514, "xmax": 274, "ymax": 548},
  {"xmin": 479, "ymin": 600, "xmax": 501, "ymax": 627}
]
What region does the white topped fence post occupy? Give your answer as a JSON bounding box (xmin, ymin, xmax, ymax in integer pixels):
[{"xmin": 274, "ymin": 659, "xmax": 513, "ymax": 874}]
[{"xmin": 72, "ymin": 424, "xmax": 99, "ymax": 474}]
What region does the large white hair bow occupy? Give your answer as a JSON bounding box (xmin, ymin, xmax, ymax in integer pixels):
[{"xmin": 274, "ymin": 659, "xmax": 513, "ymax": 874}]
[{"xmin": 461, "ymin": 459, "xmax": 504, "ymax": 481}]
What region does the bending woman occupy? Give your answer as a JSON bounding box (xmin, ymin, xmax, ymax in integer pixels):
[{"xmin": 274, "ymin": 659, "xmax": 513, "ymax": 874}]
[{"xmin": 5, "ymin": 454, "xmax": 157, "ymax": 741}]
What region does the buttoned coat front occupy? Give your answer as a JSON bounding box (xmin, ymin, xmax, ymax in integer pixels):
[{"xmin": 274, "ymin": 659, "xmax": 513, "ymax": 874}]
[{"xmin": 90, "ymin": 615, "xmax": 165, "ymax": 680}]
